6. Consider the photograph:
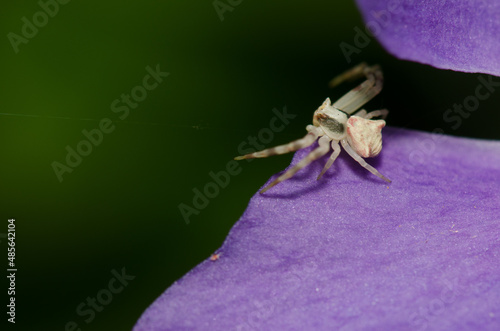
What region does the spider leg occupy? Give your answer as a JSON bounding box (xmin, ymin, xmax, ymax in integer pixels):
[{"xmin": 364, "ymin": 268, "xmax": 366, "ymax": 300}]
[
  {"xmin": 317, "ymin": 140, "xmax": 341, "ymax": 180},
  {"xmin": 354, "ymin": 109, "xmax": 368, "ymax": 117},
  {"xmin": 340, "ymin": 139, "xmax": 391, "ymax": 183},
  {"xmin": 234, "ymin": 126, "xmax": 322, "ymax": 160},
  {"xmin": 328, "ymin": 62, "xmax": 369, "ymax": 88},
  {"xmin": 332, "ymin": 65, "xmax": 383, "ymax": 115},
  {"xmin": 362, "ymin": 108, "xmax": 389, "ymax": 120},
  {"xmin": 305, "ymin": 124, "xmax": 317, "ymax": 132},
  {"xmin": 260, "ymin": 136, "xmax": 331, "ymax": 193}
]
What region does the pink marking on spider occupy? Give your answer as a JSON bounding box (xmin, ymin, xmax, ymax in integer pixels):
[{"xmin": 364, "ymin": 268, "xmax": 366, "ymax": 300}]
[{"xmin": 346, "ymin": 115, "xmax": 386, "ymax": 158}]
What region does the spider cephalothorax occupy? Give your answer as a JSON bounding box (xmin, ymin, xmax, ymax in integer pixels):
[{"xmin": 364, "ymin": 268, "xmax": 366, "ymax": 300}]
[
  {"xmin": 235, "ymin": 63, "xmax": 390, "ymax": 193},
  {"xmin": 313, "ymin": 99, "xmax": 349, "ymax": 141}
]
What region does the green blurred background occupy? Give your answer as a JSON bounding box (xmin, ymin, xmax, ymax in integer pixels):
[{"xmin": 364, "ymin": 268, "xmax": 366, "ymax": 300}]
[{"xmin": 1, "ymin": 1, "xmax": 499, "ymax": 330}]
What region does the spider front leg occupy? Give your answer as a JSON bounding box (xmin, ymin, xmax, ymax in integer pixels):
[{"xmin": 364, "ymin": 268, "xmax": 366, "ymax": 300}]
[
  {"xmin": 331, "ymin": 65, "xmax": 383, "ymax": 115},
  {"xmin": 317, "ymin": 141, "xmax": 341, "ymax": 180},
  {"xmin": 328, "ymin": 62, "xmax": 369, "ymax": 88},
  {"xmin": 340, "ymin": 139, "xmax": 391, "ymax": 183},
  {"xmin": 260, "ymin": 135, "xmax": 331, "ymax": 193},
  {"xmin": 356, "ymin": 108, "xmax": 389, "ymax": 120},
  {"xmin": 234, "ymin": 125, "xmax": 322, "ymax": 160}
]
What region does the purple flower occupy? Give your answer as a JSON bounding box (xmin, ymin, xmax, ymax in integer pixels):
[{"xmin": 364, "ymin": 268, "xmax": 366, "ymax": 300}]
[
  {"xmin": 355, "ymin": 0, "xmax": 500, "ymax": 76},
  {"xmin": 135, "ymin": 127, "xmax": 500, "ymax": 330}
]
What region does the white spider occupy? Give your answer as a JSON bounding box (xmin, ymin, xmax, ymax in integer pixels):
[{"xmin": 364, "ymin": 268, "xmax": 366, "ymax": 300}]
[{"xmin": 235, "ymin": 63, "xmax": 391, "ymax": 193}]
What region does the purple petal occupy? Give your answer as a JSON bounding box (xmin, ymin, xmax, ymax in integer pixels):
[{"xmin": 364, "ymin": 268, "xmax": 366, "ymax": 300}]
[
  {"xmin": 355, "ymin": 0, "xmax": 500, "ymax": 76},
  {"xmin": 135, "ymin": 127, "xmax": 500, "ymax": 330}
]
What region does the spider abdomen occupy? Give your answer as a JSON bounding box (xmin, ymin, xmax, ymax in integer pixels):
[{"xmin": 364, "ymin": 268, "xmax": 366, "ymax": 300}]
[{"xmin": 346, "ymin": 116, "xmax": 385, "ymax": 158}]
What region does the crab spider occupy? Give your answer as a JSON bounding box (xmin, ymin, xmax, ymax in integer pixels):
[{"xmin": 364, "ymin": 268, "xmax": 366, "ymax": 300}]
[{"xmin": 234, "ymin": 63, "xmax": 391, "ymax": 194}]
